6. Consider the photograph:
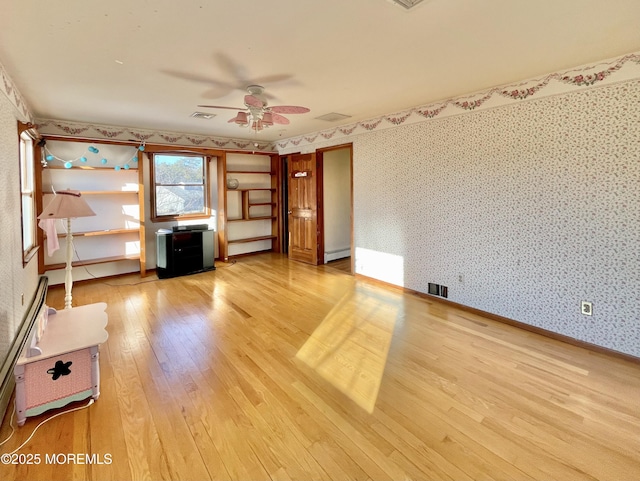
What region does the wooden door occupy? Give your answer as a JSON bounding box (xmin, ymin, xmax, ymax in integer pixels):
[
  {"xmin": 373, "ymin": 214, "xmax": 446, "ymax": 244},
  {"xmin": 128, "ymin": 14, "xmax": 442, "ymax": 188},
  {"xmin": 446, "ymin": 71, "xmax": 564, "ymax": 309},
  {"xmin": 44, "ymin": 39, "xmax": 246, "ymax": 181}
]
[{"xmin": 288, "ymin": 153, "xmax": 321, "ymax": 265}]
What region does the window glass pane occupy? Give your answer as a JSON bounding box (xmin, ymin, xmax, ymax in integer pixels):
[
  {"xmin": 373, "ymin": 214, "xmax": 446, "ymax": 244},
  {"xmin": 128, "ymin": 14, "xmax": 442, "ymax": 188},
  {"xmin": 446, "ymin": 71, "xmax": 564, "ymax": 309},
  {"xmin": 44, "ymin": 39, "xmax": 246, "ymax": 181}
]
[
  {"xmin": 24, "ymin": 137, "xmax": 34, "ymax": 190},
  {"xmin": 19, "ymin": 131, "xmax": 36, "ymax": 256},
  {"xmin": 154, "ymin": 154, "xmax": 204, "ymax": 185},
  {"xmin": 22, "ymin": 194, "xmax": 34, "ymax": 251},
  {"xmin": 155, "ymin": 185, "xmax": 205, "ymax": 216}
]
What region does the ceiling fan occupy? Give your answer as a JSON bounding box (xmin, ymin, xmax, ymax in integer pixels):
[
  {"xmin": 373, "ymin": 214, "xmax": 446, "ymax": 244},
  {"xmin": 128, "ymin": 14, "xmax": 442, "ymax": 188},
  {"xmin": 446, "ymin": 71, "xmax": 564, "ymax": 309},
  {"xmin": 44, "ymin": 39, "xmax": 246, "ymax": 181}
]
[{"xmin": 198, "ymin": 85, "xmax": 310, "ymax": 132}]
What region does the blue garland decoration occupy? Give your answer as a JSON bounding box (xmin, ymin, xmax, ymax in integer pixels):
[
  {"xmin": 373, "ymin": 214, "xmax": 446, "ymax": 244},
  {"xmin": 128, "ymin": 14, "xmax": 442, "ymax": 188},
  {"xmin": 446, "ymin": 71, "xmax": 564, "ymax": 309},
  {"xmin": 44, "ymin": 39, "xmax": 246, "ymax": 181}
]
[{"xmin": 42, "ymin": 142, "xmax": 145, "ymax": 170}]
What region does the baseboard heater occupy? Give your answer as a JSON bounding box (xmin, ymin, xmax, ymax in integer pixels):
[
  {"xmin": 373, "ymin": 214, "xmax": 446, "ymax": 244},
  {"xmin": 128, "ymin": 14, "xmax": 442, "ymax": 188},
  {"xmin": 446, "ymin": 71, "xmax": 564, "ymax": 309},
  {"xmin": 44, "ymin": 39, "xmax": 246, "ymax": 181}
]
[
  {"xmin": 324, "ymin": 248, "xmax": 351, "ymax": 263},
  {"xmin": 0, "ymin": 276, "xmax": 48, "ymax": 423}
]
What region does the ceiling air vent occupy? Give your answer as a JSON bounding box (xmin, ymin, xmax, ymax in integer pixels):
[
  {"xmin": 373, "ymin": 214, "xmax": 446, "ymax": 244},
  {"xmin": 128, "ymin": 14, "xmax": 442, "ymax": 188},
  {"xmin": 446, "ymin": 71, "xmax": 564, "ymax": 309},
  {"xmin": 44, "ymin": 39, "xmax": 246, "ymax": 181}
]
[
  {"xmin": 191, "ymin": 112, "xmax": 216, "ymax": 119},
  {"xmin": 389, "ymin": 0, "xmax": 426, "ymax": 10},
  {"xmin": 315, "ymin": 112, "xmax": 352, "ymax": 122}
]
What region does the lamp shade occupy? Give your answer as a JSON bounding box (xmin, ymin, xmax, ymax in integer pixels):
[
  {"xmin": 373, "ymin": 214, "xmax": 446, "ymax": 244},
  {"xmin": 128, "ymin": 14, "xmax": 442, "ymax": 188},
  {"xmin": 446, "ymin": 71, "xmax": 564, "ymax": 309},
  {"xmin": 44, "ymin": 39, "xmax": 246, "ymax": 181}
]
[
  {"xmin": 262, "ymin": 112, "xmax": 273, "ymax": 125},
  {"xmin": 38, "ymin": 190, "xmax": 96, "ymax": 219},
  {"xmin": 235, "ymin": 111, "xmax": 248, "ymax": 125}
]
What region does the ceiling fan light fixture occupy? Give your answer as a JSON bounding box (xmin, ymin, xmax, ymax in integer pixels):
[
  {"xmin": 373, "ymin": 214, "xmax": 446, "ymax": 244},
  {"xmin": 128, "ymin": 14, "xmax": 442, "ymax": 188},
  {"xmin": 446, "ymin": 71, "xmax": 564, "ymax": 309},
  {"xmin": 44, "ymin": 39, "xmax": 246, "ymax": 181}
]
[{"xmin": 388, "ymin": 0, "xmax": 426, "ymax": 10}]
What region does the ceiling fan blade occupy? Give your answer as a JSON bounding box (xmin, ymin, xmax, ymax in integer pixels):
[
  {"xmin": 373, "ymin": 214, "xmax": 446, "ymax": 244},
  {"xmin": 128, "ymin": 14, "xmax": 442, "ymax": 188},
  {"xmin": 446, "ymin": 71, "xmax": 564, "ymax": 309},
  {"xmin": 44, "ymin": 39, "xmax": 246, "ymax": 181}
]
[
  {"xmin": 161, "ymin": 69, "xmax": 234, "ymax": 88},
  {"xmin": 272, "ymin": 113, "xmax": 290, "ymax": 125},
  {"xmin": 214, "ymin": 52, "xmax": 251, "ymax": 86},
  {"xmin": 161, "ymin": 69, "xmax": 236, "ymax": 98},
  {"xmin": 270, "ymin": 105, "xmax": 310, "ymax": 114},
  {"xmin": 198, "ymin": 104, "xmax": 245, "ymax": 110},
  {"xmin": 244, "ymin": 95, "xmax": 264, "ymax": 108}
]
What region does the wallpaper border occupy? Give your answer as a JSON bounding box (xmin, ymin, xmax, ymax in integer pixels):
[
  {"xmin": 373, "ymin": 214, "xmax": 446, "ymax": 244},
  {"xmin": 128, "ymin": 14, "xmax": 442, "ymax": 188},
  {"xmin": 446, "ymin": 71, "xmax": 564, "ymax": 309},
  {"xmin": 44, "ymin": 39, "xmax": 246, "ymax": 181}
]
[
  {"xmin": 0, "ymin": 62, "xmax": 32, "ymax": 122},
  {"xmin": 277, "ymin": 51, "xmax": 640, "ymax": 152},
  {"xmin": 34, "ymin": 119, "xmax": 276, "ymax": 153}
]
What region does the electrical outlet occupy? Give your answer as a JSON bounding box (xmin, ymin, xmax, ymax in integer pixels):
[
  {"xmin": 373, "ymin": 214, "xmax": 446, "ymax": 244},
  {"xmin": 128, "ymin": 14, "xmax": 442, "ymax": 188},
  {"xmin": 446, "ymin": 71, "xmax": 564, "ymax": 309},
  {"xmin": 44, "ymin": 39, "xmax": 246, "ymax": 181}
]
[{"xmin": 581, "ymin": 301, "xmax": 593, "ymax": 316}]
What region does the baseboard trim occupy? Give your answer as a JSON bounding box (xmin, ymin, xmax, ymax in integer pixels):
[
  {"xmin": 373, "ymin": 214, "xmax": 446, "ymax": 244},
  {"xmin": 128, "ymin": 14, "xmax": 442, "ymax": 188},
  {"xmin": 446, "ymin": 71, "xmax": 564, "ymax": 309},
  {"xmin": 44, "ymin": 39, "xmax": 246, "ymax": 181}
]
[{"xmin": 355, "ymin": 274, "xmax": 640, "ymax": 365}]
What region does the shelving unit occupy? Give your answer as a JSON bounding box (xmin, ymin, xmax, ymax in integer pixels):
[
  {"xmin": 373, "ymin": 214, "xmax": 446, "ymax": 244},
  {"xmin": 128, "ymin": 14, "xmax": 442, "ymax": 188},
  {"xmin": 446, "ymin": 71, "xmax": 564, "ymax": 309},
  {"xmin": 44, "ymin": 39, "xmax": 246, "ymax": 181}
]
[
  {"xmin": 217, "ymin": 153, "xmax": 281, "ymax": 260},
  {"xmin": 37, "ymin": 139, "xmax": 146, "ymax": 282}
]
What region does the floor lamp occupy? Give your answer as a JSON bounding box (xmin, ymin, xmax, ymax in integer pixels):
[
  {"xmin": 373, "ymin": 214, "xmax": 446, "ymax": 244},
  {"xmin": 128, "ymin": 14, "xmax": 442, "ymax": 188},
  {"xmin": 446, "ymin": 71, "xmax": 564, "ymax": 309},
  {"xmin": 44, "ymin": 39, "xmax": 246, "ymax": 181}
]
[{"xmin": 38, "ymin": 190, "xmax": 96, "ymax": 309}]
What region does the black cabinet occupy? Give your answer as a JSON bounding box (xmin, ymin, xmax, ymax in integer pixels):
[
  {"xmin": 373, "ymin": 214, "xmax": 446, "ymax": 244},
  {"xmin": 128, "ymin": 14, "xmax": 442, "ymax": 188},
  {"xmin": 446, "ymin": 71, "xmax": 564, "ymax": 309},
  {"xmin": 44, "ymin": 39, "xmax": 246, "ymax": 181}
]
[{"xmin": 156, "ymin": 229, "xmax": 215, "ymax": 278}]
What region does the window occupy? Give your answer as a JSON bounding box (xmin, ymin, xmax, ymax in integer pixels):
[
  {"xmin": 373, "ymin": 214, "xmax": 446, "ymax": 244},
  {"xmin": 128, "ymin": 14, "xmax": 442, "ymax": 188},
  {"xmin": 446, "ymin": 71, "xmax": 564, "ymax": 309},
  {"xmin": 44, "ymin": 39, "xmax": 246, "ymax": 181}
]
[
  {"xmin": 19, "ymin": 128, "xmax": 38, "ymax": 263},
  {"xmin": 151, "ymin": 153, "xmax": 210, "ymax": 220}
]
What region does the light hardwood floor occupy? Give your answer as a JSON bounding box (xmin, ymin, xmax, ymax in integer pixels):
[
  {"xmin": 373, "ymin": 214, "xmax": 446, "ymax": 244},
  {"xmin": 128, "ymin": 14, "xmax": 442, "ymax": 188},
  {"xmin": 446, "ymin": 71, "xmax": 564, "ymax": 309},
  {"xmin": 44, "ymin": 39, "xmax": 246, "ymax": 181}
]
[{"xmin": 1, "ymin": 253, "xmax": 639, "ymax": 481}]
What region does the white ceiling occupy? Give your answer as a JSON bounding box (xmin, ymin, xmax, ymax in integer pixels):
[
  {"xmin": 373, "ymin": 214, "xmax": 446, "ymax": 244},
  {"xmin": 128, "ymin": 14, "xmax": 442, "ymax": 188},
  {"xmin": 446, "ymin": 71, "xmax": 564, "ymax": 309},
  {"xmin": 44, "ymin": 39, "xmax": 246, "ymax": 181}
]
[{"xmin": 2, "ymin": 0, "xmax": 640, "ymax": 142}]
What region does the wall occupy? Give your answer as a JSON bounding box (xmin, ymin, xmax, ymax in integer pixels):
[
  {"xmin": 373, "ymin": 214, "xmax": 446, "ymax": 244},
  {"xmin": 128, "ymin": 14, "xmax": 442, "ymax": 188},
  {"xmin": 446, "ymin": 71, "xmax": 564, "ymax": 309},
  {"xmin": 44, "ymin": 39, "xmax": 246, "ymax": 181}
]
[
  {"xmin": 279, "ymin": 58, "xmax": 640, "ymax": 357},
  {"xmin": 351, "ymin": 80, "xmax": 639, "ymax": 356},
  {"xmin": 0, "ymin": 76, "xmax": 40, "ymax": 382},
  {"xmin": 323, "ymin": 148, "xmax": 351, "ymax": 261}
]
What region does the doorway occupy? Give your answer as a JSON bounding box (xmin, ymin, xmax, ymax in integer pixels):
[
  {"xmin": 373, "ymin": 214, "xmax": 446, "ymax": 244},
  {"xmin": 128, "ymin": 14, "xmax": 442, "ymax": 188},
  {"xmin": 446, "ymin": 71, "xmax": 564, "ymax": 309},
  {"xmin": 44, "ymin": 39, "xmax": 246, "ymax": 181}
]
[{"xmin": 319, "ymin": 145, "xmax": 353, "ymax": 273}]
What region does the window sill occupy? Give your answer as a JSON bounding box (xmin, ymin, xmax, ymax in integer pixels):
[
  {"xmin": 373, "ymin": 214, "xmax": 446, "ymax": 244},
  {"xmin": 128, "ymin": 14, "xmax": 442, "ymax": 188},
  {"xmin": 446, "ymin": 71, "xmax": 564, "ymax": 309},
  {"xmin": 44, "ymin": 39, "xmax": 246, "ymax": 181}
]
[
  {"xmin": 23, "ymin": 245, "xmax": 39, "ymax": 267},
  {"xmin": 151, "ymin": 213, "xmax": 212, "ymax": 223}
]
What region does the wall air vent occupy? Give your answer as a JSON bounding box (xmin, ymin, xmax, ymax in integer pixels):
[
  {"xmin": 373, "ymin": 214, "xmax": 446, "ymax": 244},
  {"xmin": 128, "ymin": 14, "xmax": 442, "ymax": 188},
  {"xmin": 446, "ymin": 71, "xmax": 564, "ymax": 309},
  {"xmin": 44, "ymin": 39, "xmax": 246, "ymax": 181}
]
[
  {"xmin": 315, "ymin": 112, "xmax": 352, "ymax": 122},
  {"xmin": 190, "ymin": 112, "xmax": 216, "ymax": 119},
  {"xmin": 389, "ymin": 0, "xmax": 426, "ymax": 10}
]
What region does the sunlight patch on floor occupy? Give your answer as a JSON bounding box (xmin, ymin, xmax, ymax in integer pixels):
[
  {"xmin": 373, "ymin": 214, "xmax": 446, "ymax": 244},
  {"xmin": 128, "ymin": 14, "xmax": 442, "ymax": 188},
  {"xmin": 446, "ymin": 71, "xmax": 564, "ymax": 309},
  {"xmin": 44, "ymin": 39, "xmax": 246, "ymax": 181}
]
[{"xmin": 296, "ymin": 285, "xmax": 400, "ymax": 413}]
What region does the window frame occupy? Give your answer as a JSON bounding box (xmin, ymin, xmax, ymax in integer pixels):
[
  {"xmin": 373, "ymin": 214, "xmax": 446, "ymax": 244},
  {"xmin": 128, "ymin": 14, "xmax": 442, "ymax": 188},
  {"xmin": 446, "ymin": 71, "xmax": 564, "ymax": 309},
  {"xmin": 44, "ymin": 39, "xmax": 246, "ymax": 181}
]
[
  {"xmin": 18, "ymin": 125, "xmax": 39, "ymax": 265},
  {"xmin": 150, "ymin": 152, "xmax": 212, "ymax": 222}
]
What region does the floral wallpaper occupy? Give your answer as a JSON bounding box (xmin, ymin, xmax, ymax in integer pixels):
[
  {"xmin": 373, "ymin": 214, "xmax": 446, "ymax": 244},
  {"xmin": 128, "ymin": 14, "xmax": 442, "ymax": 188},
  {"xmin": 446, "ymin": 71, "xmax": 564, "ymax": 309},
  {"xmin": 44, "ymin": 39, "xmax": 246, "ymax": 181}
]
[
  {"xmin": 350, "ymin": 79, "xmax": 640, "ymax": 357},
  {"xmin": 0, "ymin": 89, "xmax": 39, "ymax": 370}
]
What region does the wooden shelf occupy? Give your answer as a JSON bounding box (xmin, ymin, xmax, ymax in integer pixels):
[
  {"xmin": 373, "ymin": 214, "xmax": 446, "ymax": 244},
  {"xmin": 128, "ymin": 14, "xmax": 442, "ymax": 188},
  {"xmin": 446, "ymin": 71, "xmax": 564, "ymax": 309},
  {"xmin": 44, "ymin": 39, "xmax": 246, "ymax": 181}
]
[
  {"xmin": 249, "ymin": 202, "xmax": 276, "ymax": 207},
  {"xmin": 228, "ymin": 188, "xmax": 276, "ymax": 192},
  {"xmin": 45, "ymin": 254, "xmax": 141, "ymax": 270},
  {"xmin": 227, "ymin": 216, "xmax": 276, "ymax": 223},
  {"xmin": 46, "ymin": 228, "xmax": 140, "ymax": 238},
  {"xmin": 45, "ymin": 165, "xmax": 138, "ymax": 171},
  {"xmin": 43, "ymin": 190, "xmax": 138, "ymax": 195},
  {"xmin": 228, "ymin": 235, "xmax": 276, "ymax": 245}
]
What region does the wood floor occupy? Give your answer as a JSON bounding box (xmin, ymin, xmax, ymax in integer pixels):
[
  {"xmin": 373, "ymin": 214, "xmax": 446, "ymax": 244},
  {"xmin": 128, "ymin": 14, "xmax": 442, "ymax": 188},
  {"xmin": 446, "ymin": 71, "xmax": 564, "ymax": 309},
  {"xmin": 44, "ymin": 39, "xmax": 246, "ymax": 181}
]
[
  {"xmin": 325, "ymin": 257, "xmax": 352, "ymax": 274},
  {"xmin": 1, "ymin": 253, "xmax": 640, "ymax": 481}
]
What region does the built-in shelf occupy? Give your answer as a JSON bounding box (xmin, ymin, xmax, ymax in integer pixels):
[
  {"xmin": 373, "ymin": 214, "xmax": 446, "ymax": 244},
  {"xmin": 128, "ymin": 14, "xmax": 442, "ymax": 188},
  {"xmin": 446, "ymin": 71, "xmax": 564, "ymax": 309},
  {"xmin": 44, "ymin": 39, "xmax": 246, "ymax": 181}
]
[
  {"xmin": 38, "ymin": 138, "xmax": 146, "ymax": 279},
  {"xmin": 219, "ymin": 153, "xmax": 280, "ymax": 260}
]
